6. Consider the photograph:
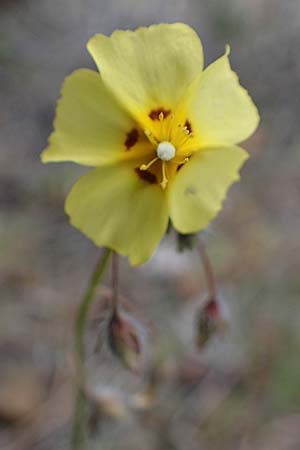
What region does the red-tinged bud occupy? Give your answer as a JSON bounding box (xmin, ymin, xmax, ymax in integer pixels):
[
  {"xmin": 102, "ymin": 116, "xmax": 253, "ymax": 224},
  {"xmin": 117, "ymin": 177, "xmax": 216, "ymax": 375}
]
[
  {"xmin": 108, "ymin": 311, "xmax": 144, "ymax": 373},
  {"xmin": 196, "ymin": 297, "xmax": 229, "ymax": 349}
]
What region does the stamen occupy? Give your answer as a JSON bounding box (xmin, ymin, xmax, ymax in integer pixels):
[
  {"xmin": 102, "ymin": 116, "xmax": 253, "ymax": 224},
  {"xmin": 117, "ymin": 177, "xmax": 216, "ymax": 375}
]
[
  {"xmin": 176, "ymin": 123, "xmax": 193, "ymax": 147},
  {"xmin": 178, "ymin": 157, "xmax": 190, "ymax": 165},
  {"xmin": 144, "ymin": 129, "xmax": 159, "ymax": 146},
  {"xmin": 158, "ymin": 111, "xmax": 165, "ymax": 138},
  {"xmin": 140, "ymin": 156, "xmax": 159, "ymax": 171},
  {"xmin": 166, "ymin": 113, "xmax": 175, "ymax": 141},
  {"xmin": 184, "ymin": 120, "xmax": 192, "ymax": 134},
  {"xmin": 176, "ymin": 157, "xmax": 190, "ymax": 173},
  {"xmin": 160, "ymin": 161, "xmax": 168, "ymax": 190},
  {"xmin": 179, "ymin": 124, "xmax": 191, "ymax": 135}
]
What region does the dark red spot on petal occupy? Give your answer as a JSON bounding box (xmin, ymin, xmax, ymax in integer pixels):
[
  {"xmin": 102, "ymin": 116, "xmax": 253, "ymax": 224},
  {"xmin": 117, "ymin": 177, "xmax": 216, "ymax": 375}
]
[
  {"xmin": 135, "ymin": 168, "xmax": 157, "ymax": 184},
  {"xmin": 184, "ymin": 120, "xmax": 192, "ymax": 133},
  {"xmin": 149, "ymin": 108, "xmax": 171, "ymax": 121},
  {"xmin": 125, "ymin": 128, "xmax": 139, "ymax": 150}
]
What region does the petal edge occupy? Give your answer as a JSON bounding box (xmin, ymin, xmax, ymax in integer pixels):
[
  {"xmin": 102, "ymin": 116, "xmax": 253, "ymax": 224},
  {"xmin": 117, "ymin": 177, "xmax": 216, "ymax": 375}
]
[
  {"xmin": 188, "ymin": 50, "xmax": 260, "ymax": 147},
  {"xmin": 169, "ymin": 146, "xmax": 248, "ymax": 233}
]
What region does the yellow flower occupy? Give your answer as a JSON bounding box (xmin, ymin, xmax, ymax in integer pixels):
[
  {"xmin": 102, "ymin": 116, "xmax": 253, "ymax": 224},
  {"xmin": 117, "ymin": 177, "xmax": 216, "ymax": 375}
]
[{"xmin": 41, "ymin": 23, "xmax": 259, "ymax": 265}]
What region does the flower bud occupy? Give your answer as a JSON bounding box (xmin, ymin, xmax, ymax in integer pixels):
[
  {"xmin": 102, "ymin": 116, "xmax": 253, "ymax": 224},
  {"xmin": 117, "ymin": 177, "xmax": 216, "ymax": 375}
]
[
  {"xmin": 196, "ymin": 297, "xmax": 228, "ymax": 349},
  {"xmin": 108, "ymin": 311, "xmax": 143, "ymax": 373}
]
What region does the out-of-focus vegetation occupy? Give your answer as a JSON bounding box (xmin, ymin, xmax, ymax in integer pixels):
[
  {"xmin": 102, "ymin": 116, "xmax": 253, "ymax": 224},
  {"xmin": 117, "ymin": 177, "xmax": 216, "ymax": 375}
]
[{"xmin": 1, "ymin": 1, "xmax": 300, "ymax": 449}]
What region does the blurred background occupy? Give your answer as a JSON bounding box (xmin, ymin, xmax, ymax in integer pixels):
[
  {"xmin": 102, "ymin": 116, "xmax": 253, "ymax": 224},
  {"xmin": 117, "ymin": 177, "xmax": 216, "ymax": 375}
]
[{"xmin": 1, "ymin": 0, "xmax": 300, "ymax": 449}]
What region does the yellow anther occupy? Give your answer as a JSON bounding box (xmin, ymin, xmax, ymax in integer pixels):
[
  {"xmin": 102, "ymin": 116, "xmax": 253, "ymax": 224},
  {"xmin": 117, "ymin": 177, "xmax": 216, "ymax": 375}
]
[
  {"xmin": 182, "ymin": 126, "xmax": 191, "ymax": 136},
  {"xmin": 140, "ymin": 157, "xmax": 159, "ymax": 171},
  {"xmin": 158, "ymin": 112, "xmax": 164, "ymax": 121},
  {"xmin": 175, "ymin": 122, "xmax": 193, "ymax": 147}
]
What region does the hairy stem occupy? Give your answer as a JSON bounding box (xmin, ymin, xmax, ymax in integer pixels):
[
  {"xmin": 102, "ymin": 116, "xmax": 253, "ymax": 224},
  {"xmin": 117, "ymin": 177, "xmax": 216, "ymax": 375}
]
[
  {"xmin": 71, "ymin": 248, "xmax": 111, "ymax": 450},
  {"xmin": 198, "ymin": 237, "xmax": 217, "ymax": 299},
  {"xmin": 111, "ymin": 252, "xmax": 120, "ymax": 314}
]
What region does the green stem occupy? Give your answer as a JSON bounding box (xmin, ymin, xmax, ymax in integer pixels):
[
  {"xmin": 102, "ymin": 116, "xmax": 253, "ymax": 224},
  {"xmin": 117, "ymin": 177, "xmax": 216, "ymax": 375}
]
[{"xmin": 71, "ymin": 248, "xmax": 111, "ymax": 450}]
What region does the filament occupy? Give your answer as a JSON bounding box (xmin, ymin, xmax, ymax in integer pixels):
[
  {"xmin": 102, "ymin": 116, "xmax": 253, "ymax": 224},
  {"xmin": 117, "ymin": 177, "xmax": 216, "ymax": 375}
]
[{"xmin": 140, "ymin": 156, "xmax": 159, "ymax": 171}]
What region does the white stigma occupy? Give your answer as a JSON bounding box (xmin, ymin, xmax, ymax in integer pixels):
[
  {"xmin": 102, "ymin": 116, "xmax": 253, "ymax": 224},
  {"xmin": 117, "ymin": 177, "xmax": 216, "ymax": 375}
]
[{"xmin": 156, "ymin": 141, "xmax": 176, "ymax": 161}]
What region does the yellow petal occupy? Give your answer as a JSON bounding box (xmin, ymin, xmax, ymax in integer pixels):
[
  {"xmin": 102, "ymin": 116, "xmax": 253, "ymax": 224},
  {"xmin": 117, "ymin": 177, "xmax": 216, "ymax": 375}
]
[
  {"xmin": 87, "ymin": 23, "xmax": 203, "ymax": 124},
  {"xmin": 188, "ymin": 49, "xmax": 259, "ymax": 146},
  {"xmin": 169, "ymin": 146, "xmax": 248, "ymax": 233},
  {"xmin": 41, "ymin": 69, "xmax": 136, "ymax": 166},
  {"xmin": 65, "ymin": 163, "xmax": 169, "ymax": 265}
]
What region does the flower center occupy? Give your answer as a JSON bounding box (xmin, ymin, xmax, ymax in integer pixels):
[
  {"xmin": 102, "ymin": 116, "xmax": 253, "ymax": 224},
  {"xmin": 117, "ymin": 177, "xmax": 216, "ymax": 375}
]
[
  {"xmin": 135, "ymin": 109, "xmax": 197, "ymax": 190},
  {"xmin": 156, "ymin": 141, "xmax": 176, "ymax": 161}
]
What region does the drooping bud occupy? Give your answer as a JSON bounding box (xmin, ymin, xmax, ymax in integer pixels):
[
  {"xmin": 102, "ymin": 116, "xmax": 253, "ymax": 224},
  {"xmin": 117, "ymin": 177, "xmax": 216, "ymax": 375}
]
[
  {"xmin": 196, "ymin": 297, "xmax": 229, "ymax": 349},
  {"xmin": 108, "ymin": 311, "xmax": 143, "ymax": 373}
]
